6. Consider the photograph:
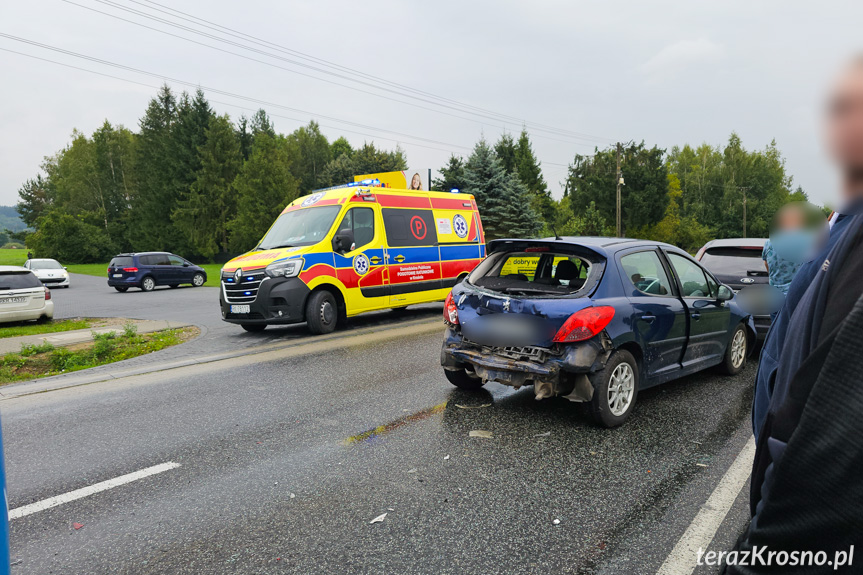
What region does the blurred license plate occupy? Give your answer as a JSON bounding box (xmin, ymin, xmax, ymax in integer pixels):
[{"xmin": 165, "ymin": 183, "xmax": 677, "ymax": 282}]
[
  {"xmin": 0, "ymin": 297, "xmax": 26, "ymax": 305},
  {"xmin": 231, "ymin": 305, "xmax": 250, "ymax": 314},
  {"xmin": 112, "ymin": 274, "xmax": 123, "ymax": 278}
]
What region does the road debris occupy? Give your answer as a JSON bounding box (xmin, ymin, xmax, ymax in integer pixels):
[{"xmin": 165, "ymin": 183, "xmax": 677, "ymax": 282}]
[
  {"xmin": 444, "ymin": 454, "xmax": 450, "ymax": 460},
  {"xmin": 552, "ymin": 519, "xmax": 561, "ymax": 525},
  {"xmin": 469, "ymin": 430, "xmax": 494, "ymax": 439},
  {"xmin": 455, "ymin": 403, "xmax": 492, "ymax": 410},
  {"xmin": 370, "ymin": 513, "xmax": 387, "ymax": 524},
  {"xmin": 534, "ymin": 431, "xmax": 551, "ymax": 437},
  {"xmin": 72, "ymin": 522, "xmax": 84, "ymax": 530},
  {"xmin": 407, "ymin": 468, "xmax": 418, "ymax": 474},
  {"xmin": 289, "ymin": 493, "xmax": 296, "ymax": 499}
]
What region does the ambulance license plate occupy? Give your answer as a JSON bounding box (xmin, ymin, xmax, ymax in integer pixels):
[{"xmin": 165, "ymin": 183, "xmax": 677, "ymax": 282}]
[{"xmin": 231, "ymin": 305, "xmax": 251, "ymax": 314}]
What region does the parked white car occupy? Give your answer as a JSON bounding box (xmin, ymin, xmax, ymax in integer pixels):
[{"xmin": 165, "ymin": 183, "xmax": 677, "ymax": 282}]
[
  {"xmin": 0, "ymin": 267, "xmax": 54, "ymax": 324},
  {"xmin": 24, "ymin": 258, "xmax": 70, "ymax": 288}
]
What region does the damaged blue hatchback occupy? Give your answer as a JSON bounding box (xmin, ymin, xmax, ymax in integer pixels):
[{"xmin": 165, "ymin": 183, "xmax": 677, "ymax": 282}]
[{"xmin": 441, "ymin": 237, "xmax": 755, "ymax": 427}]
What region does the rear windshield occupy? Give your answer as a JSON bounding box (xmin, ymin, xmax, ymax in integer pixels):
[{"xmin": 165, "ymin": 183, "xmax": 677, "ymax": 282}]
[
  {"xmin": 110, "ymin": 256, "xmax": 134, "ymax": 268},
  {"xmin": 467, "ymin": 250, "xmax": 596, "ymax": 296},
  {"xmin": 700, "ymin": 247, "xmax": 764, "ymax": 275},
  {"xmin": 0, "ymin": 272, "xmax": 42, "ymax": 290}
]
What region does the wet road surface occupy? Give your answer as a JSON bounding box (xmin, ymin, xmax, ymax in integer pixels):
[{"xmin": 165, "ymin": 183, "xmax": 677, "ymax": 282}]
[{"xmin": 3, "ymin": 320, "xmax": 754, "ymax": 574}]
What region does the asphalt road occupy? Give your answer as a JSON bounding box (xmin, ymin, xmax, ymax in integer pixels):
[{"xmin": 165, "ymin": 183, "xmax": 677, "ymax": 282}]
[{"xmin": 2, "ymin": 317, "xmax": 756, "ymax": 574}]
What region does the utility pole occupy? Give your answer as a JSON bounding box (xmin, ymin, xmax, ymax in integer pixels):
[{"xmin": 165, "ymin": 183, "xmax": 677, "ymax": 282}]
[
  {"xmin": 615, "ymin": 143, "xmax": 623, "ymax": 238},
  {"xmin": 738, "ymin": 186, "xmax": 750, "ymax": 237}
]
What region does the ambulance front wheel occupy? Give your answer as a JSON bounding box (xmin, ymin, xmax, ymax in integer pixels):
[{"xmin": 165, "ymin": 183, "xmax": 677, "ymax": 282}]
[{"xmin": 306, "ymin": 290, "xmax": 338, "ymax": 335}]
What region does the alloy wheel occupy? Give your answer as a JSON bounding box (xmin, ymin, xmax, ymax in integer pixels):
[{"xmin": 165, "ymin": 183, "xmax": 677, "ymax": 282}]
[
  {"xmin": 731, "ymin": 329, "xmax": 746, "ymax": 369},
  {"xmin": 607, "ymin": 363, "xmax": 635, "ymax": 416}
]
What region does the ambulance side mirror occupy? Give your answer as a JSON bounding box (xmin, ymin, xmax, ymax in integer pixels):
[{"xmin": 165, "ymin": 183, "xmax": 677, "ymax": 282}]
[{"xmin": 333, "ymin": 231, "xmax": 354, "ymax": 254}]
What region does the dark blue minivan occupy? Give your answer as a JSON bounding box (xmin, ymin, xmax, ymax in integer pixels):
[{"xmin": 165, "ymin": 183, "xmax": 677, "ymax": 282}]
[
  {"xmin": 107, "ymin": 252, "xmax": 207, "ymax": 292},
  {"xmin": 441, "ymin": 237, "xmax": 755, "ymax": 427}
]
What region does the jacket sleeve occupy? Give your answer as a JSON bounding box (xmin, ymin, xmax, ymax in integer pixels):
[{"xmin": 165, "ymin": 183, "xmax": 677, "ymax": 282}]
[{"xmin": 725, "ymin": 296, "xmax": 863, "ymax": 574}]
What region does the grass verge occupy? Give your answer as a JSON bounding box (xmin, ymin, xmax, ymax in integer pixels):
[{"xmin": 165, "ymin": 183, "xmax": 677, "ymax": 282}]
[
  {"xmin": 0, "ymin": 323, "xmax": 198, "ymax": 384},
  {"xmin": 0, "ymin": 318, "xmax": 95, "ymax": 339}
]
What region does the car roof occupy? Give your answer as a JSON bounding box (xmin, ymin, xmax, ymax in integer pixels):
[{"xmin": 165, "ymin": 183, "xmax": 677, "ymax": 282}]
[
  {"xmin": 701, "ymin": 238, "xmax": 766, "ymax": 249},
  {"xmin": 28, "ymin": 258, "xmax": 60, "ymax": 262},
  {"xmin": 113, "ymin": 252, "xmax": 171, "ymax": 256},
  {"xmin": 0, "ymin": 265, "xmax": 32, "ymax": 273},
  {"xmin": 487, "ymin": 236, "xmax": 680, "ymax": 258}
]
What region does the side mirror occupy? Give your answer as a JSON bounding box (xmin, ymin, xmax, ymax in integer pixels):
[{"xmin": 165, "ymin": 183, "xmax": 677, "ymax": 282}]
[
  {"xmin": 717, "ymin": 285, "xmax": 734, "ymax": 301},
  {"xmin": 183, "ymin": 263, "xmax": 190, "ymax": 267},
  {"xmin": 332, "ymin": 232, "xmax": 354, "ymax": 254},
  {"xmin": 63, "ymin": 266, "xmax": 67, "ymax": 270}
]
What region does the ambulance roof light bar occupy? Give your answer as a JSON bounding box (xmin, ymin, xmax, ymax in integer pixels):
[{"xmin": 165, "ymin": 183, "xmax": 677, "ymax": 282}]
[
  {"xmin": 310, "ymin": 179, "xmax": 382, "ymax": 193},
  {"xmin": 346, "ymin": 178, "xmax": 381, "ymax": 188}
]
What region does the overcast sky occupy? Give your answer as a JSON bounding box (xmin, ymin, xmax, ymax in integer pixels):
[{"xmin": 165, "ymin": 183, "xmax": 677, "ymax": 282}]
[{"xmin": 2, "ymin": 0, "xmax": 862, "ymax": 208}]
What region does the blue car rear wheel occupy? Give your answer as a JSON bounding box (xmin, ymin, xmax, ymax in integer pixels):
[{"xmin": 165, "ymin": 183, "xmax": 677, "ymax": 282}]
[{"xmin": 589, "ymin": 349, "xmax": 639, "ymax": 428}]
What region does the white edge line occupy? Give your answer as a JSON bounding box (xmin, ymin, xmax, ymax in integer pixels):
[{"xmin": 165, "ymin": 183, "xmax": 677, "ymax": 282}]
[
  {"xmin": 656, "ymin": 437, "xmax": 756, "ymax": 575},
  {"xmin": 9, "ymin": 461, "xmax": 181, "ymax": 520}
]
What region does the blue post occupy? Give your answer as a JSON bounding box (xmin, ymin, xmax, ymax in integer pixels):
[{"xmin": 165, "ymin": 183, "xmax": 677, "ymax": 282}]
[{"xmin": 0, "ymin": 416, "xmax": 11, "ymax": 574}]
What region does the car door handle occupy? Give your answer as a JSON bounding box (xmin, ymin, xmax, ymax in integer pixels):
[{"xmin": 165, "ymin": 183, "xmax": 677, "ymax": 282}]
[
  {"xmin": 640, "ymin": 314, "xmax": 656, "ymax": 324},
  {"xmin": 691, "ymin": 312, "xmax": 701, "ymax": 320},
  {"xmin": 370, "ymin": 256, "xmax": 382, "ymax": 265},
  {"xmin": 394, "ymin": 255, "xmax": 405, "ymax": 263}
]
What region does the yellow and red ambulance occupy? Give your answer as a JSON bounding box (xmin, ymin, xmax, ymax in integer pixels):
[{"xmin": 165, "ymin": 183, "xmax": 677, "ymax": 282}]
[{"xmin": 219, "ymin": 172, "xmax": 486, "ymax": 334}]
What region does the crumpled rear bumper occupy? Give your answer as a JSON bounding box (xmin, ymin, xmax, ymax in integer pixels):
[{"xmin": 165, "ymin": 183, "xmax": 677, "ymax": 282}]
[{"xmin": 440, "ymin": 326, "xmax": 612, "ymax": 401}]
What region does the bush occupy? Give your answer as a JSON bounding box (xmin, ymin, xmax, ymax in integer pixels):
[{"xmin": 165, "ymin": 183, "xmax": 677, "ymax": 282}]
[{"xmin": 26, "ymin": 209, "xmax": 114, "ymax": 263}]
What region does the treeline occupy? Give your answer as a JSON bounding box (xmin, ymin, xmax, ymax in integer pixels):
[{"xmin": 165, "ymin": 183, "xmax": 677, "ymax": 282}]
[
  {"xmin": 18, "ymin": 84, "xmax": 805, "ymax": 263},
  {"xmin": 17, "ymin": 85, "xmax": 407, "ymax": 263},
  {"xmin": 434, "ymin": 132, "xmax": 804, "ymax": 252},
  {"xmin": 555, "ymin": 134, "xmax": 806, "ymax": 251}
]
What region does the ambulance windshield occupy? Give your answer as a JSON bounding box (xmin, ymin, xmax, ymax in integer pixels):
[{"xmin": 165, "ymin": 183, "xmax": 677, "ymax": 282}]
[{"xmin": 257, "ymin": 206, "xmax": 342, "ymax": 250}]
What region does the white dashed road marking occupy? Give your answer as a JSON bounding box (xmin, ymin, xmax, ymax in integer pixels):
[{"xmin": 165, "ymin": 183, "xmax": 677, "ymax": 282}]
[
  {"xmin": 9, "ymin": 461, "xmax": 181, "ymax": 520},
  {"xmin": 656, "ymin": 437, "xmax": 756, "ymax": 575}
]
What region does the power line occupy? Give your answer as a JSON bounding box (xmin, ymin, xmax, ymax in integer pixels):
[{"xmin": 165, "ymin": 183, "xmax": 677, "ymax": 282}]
[
  {"xmin": 62, "ymin": 0, "xmax": 614, "ymax": 146},
  {"xmin": 0, "ymin": 32, "xmax": 476, "ymax": 151},
  {"xmin": 0, "ymin": 44, "xmax": 465, "ymax": 155},
  {"xmin": 133, "ymin": 0, "xmax": 615, "ymax": 144}
]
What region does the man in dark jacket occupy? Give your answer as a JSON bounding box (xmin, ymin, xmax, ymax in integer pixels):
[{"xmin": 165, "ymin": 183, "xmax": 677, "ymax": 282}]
[
  {"xmin": 752, "ymin": 59, "xmax": 863, "ymax": 439},
  {"xmin": 727, "ymin": 58, "xmax": 863, "ymax": 573}
]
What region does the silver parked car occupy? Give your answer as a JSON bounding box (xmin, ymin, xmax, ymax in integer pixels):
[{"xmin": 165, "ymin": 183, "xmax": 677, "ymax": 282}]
[
  {"xmin": 0, "ymin": 266, "xmax": 54, "ymax": 324},
  {"xmin": 24, "ymin": 258, "xmax": 70, "ymax": 288}
]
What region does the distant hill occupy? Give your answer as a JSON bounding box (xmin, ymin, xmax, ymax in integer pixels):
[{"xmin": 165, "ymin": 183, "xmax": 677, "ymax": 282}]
[{"xmin": 0, "ymin": 206, "xmax": 28, "ymax": 232}]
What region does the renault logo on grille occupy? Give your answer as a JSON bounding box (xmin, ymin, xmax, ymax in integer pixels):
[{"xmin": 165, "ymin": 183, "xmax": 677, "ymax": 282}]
[{"xmin": 234, "ymin": 268, "xmax": 242, "ymax": 282}]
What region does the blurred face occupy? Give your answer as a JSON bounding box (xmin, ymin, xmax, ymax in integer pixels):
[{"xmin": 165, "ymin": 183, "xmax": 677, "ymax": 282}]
[
  {"xmin": 827, "ymin": 62, "xmax": 863, "ymax": 187},
  {"xmin": 777, "ymin": 205, "xmax": 805, "ymax": 230},
  {"xmin": 411, "ymin": 174, "xmax": 420, "ymax": 188}
]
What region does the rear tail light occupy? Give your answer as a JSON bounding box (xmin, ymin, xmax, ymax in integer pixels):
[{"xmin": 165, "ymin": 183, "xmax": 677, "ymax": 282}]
[
  {"xmin": 553, "ymin": 306, "xmax": 615, "ymax": 343},
  {"xmin": 44, "ymin": 287, "xmax": 51, "ymax": 301},
  {"xmin": 122, "ymin": 267, "xmax": 138, "ymax": 272},
  {"xmin": 444, "ymin": 292, "xmax": 459, "ymax": 325}
]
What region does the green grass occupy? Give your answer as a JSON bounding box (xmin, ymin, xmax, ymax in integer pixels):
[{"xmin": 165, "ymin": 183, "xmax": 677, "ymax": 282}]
[
  {"xmin": 67, "ymin": 262, "xmax": 222, "ymax": 287},
  {"xmin": 0, "ymin": 324, "xmax": 193, "ymax": 384},
  {"xmin": 0, "ymin": 248, "xmax": 30, "ymax": 266},
  {"xmin": 0, "ymin": 318, "xmax": 94, "ymax": 339}
]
